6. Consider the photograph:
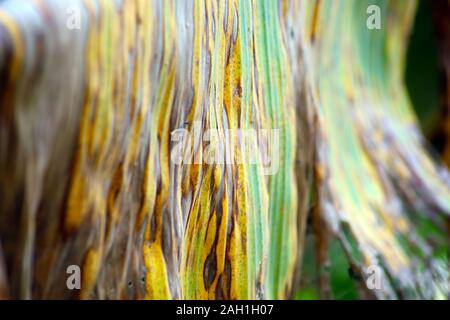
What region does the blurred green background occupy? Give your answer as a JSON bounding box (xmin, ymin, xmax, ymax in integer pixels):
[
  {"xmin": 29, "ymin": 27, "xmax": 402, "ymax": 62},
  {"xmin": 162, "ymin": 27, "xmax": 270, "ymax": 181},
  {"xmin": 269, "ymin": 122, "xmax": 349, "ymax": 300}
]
[
  {"xmin": 296, "ymin": 0, "xmax": 446, "ymax": 300},
  {"xmin": 406, "ymin": 0, "xmax": 441, "ymax": 136}
]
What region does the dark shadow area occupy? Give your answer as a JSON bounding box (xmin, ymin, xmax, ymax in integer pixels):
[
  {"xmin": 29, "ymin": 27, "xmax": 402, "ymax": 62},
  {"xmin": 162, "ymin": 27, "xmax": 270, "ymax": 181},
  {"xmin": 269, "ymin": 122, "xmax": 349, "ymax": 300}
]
[{"xmin": 406, "ymin": 0, "xmax": 440, "ymax": 137}]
